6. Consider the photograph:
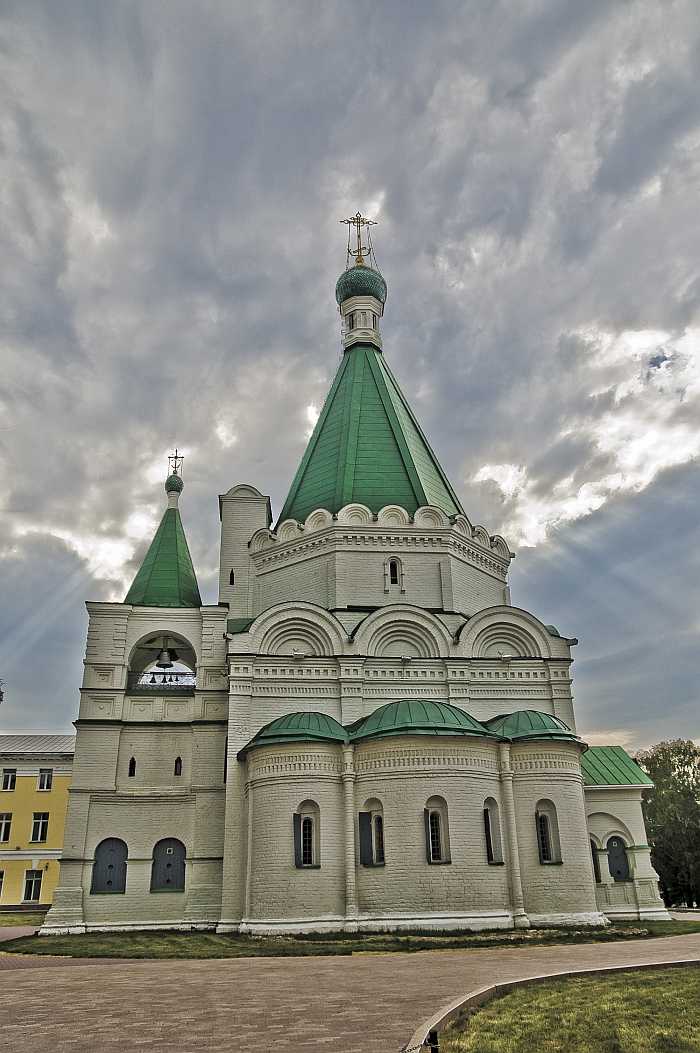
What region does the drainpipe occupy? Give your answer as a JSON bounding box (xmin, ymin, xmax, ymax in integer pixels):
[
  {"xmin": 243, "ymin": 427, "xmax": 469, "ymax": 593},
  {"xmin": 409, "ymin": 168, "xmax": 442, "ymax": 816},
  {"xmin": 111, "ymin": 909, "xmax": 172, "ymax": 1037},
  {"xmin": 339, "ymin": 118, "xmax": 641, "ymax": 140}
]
[
  {"xmin": 342, "ymin": 743, "xmax": 359, "ymax": 931},
  {"xmin": 499, "ymin": 742, "xmax": 530, "ymax": 929}
]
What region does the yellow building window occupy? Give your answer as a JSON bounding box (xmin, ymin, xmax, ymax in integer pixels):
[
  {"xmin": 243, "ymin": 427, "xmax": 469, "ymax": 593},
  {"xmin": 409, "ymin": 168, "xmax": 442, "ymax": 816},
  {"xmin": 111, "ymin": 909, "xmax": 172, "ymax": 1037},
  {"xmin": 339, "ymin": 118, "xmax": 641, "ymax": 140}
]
[{"xmin": 30, "ymin": 813, "xmax": 49, "ymax": 843}]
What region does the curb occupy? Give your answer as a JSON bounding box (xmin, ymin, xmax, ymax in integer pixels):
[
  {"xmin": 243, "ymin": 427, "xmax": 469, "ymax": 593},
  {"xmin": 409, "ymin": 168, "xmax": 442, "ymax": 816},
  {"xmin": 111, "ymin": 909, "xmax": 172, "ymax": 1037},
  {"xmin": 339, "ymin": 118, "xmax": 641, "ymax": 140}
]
[{"xmin": 401, "ymin": 957, "xmax": 700, "ymax": 1051}]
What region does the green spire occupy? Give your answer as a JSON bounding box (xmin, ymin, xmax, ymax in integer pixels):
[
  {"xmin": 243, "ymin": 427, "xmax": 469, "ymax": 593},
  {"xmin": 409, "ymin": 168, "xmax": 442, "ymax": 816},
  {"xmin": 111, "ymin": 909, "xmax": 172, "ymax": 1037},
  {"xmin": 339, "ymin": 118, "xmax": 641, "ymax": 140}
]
[
  {"xmin": 278, "ymin": 343, "xmax": 465, "ymax": 524},
  {"xmin": 125, "ymin": 469, "xmax": 201, "ymax": 608}
]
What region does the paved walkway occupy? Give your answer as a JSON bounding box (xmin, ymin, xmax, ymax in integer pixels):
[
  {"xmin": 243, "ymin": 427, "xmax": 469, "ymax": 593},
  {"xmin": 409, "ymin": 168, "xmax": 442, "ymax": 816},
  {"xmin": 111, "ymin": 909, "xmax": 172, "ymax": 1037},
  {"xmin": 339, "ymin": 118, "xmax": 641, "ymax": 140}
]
[
  {"xmin": 0, "ymin": 925, "xmax": 38, "ymax": 942},
  {"xmin": 1, "ymin": 934, "xmax": 699, "ymax": 1053}
]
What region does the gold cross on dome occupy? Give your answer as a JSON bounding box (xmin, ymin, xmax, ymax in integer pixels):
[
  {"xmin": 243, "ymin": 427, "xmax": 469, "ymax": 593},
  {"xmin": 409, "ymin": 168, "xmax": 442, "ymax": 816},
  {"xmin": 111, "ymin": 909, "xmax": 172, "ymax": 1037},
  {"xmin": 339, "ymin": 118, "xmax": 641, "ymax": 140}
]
[
  {"xmin": 341, "ymin": 211, "xmax": 377, "ymax": 265},
  {"xmin": 168, "ymin": 448, "xmax": 184, "ymax": 476}
]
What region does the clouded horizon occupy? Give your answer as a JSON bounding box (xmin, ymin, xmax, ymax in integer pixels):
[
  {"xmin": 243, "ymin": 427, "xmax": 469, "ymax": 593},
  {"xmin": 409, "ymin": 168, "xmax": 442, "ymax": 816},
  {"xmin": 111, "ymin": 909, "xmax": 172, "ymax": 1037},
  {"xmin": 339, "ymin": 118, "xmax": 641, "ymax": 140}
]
[{"xmin": 1, "ymin": 1, "xmax": 699, "ymax": 750}]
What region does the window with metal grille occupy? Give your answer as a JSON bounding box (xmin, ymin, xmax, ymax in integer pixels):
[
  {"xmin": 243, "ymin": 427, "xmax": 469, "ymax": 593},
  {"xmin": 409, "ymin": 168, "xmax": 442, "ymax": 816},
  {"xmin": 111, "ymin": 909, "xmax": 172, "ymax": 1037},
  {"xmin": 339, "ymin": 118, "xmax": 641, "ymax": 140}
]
[
  {"xmin": 23, "ymin": 869, "xmax": 42, "ymax": 902},
  {"xmin": 0, "ymin": 813, "xmax": 11, "ymax": 842},
  {"xmin": 31, "ymin": 813, "xmax": 49, "ymax": 842},
  {"xmin": 301, "ymin": 817, "xmax": 314, "ymax": 866},
  {"xmin": 373, "ymin": 815, "xmax": 385, "ymax": 864},
  {"xmin": 536, "ymin": 812, "xmax": 552, "ymax": 862},
  {"xmin": 2, "ymin": 769, "xmax": 16, "ymax": 791},
  {"xmin": 429, "ymin": 812, "xmax": 442, "ymax": 862},
  {"xmin": 38, "ymin": 768, "xmax": 53, "ymax": 791}
]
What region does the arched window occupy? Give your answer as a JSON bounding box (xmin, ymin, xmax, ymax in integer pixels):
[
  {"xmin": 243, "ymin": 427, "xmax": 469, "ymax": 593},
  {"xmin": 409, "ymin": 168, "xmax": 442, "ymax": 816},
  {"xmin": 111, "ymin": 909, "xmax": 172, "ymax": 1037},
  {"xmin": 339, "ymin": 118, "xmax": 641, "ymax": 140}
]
[
  {"xmin": 91, "ymin": 838, "xmax": 128, "ymax": 894},
  {"xmin": 347, "ymin": 312, "xmax": 355, "ymax": 330},
  {"xmin": 174, "ymin": 756, "xmax": 182, "ymax": 777},
  {"xmin": 607, "ymin": 836, "xmax": 631, "ymax": 882},
  {"xmin": 359, "ymin": 799, "xmax": 385, "ymax": 866},
  {"xmin": 590, "ymin": 838, "xmax": 602, "ymax": 883},
  {"xmin": 384, "ymin": 556, "xmax": 405, "ymax": 593},
  {"xmin": 483, "ymin": 797, "xmax": 503, "ymax": 864},
  {"xmin": 424, "ymin": 796, "xmax": 451, "ymax": 864},
  {"xmin": 128, "ymin": 757, "xmax": 136, "ymax": 778},
  {"xmin": 150, "ymin": 838, "xmax": 186, "ymax": 892},
  {"xmin": 229, "ymin": 569, "xmax": 235, "ymax": 586},
  {"xmin": 293, "ymin": 800, "xmax": 320, "ymax": 868},
  {"xmin": 535, "ymin": 800, "xmax": 562, "ymax": 864}
]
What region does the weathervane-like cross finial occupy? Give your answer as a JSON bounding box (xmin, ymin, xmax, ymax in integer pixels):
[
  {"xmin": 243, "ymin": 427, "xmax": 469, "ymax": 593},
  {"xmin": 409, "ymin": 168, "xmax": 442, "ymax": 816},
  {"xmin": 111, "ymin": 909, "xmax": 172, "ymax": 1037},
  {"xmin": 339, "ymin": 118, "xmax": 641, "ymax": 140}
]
[
  {"xmin": 168, "ymin": 448, "xmax": 184, "ymax": 477},
  {"xmin": 340, "ymin": 211, "xmax": 377, "ymax": 266}
]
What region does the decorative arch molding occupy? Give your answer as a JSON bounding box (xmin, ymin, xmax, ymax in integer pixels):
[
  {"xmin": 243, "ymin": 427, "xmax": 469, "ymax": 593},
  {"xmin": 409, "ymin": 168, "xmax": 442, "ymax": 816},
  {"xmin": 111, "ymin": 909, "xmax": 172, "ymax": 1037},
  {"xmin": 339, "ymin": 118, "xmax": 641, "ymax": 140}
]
[
  {"xmin": 377, "ymin": 505, "xmax": 411, "ymax": 526},
  {"xmin": 457, "ymin": 606, "xmax": 554, "ymax": 659},
  {"xmin": 490, "ymin": 534, "xmax": 511, "ymax": 560},
  {"xmin": 472, "ymin": 525, "xmax": 491, "ymax": 548},
  {"xmin": 353, "ymin": 605, "xmax": 452, "ymax": 659},
  {"xmin": 224, "ymin": 483, "xmax": 267, "ymax": 499},
  {"xmin": 276, "ymin": 519, "xmax": 304, "ymax": 543},
  {"xmin": 586, "ymin": 811, "xmax": 634, "ymax": 847},
  {"xmin": 249, "ymin": 602, "xmax": 347, "ymax": 658},
  {"xmin": 337, "ymin": 503, "xmax": 373, "ymax": 525},
  {"xmin": 304, "ymin": 508, "xmax": 333, "ymax": 532},
  {"xmin": 414, "ymin": 505, "xmax": 449, "ymax": 528},
  {"xmin": 451, "ymin": 514, "xmax": 473, "ymax": 537},
  {"xmin": 249, "ymin": 527, "xmax": 275, "ymax": 552}
]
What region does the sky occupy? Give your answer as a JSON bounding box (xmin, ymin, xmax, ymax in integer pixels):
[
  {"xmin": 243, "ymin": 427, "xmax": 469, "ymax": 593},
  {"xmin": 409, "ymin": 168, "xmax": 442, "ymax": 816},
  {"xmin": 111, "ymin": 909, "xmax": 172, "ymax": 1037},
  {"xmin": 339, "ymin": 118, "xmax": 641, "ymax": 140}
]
[{"xmin": 1, "ymin": 0, "xmax": 699, "ymax": 750}]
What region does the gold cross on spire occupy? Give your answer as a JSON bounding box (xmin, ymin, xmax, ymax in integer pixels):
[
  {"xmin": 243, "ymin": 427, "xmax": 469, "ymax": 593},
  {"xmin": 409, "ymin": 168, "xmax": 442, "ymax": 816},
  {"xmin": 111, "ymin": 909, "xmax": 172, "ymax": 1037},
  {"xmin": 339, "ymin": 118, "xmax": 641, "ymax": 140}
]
[
  {"xmin": 341, "ymin": 211, "xmax": 377, "ymax": 266},
  {"xmin": 168, "ymin": 448, "xmax": 183, "ymax": 477}
]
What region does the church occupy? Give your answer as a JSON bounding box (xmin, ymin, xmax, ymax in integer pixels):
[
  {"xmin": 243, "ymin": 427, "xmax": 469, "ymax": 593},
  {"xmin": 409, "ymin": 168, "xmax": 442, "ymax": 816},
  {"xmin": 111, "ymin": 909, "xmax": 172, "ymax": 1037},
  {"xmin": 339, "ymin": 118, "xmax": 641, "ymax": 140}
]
[{"xmin": 43, "ymin": 216, "xmax": 668, "ymax": 935}]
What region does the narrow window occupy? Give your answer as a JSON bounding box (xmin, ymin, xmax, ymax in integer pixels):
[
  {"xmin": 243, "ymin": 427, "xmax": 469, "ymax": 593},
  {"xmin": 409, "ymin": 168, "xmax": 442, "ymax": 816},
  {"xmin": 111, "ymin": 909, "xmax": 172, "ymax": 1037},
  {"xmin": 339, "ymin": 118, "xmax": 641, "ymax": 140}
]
[
  {"xmin": 359, "ymin": 801, "xmax": 385, "ymax": 866},
  {"xmin": 374, "ymin": 815, "xmax": 385, "ymax": 864},
  {"xmin": 23, "ymin": 869, "xmax": 43, "ymax": 902},
  {"xmin": 229, "ymin": 569, "xmax": 235, "ymax": 586},
  {"xmin": 293, "ymin": 802, "xmax": 320, "ymax": 868},
  {"xmin": 535, "ymin": 800, "xmax": 561, "ymax": 864},
  {"xmin": 536, "ymin": 812, "xmax": 552, "ymax": 863},
  {"xmin": 2, "ymin": 769, "xmax": 16, "ymax": 791},
  {"xmin": 38, "ymin": 769, "xmax": 53, "ymax": 791},
  {"xmin": 128, "ymin": 757, "xmax": 136, "ymax": 778},
  {"xmin": 174, "ymin": 757, "xmax": 182, "ymax": 777},
  {"xmin": 607, "ymin": 837, "xmax": 631, "ymax": 882},
  {"xmin": 301, "ymin": 817, "xmax": 314, "ymax": 866},
  {"xmin": 590, "ymin": 839, "xmax": 601, "ymax": 883},
  {"xmin": 389, "ymin": 559, "xmax": 400, "ymax": 585},
  {"xmin": 372, "ymin": 312, "xmax": 378, "ymax": 330},
  {"xmin": 150, "ymin": 838, "xmax": 186, "ymax": 892},
  {"xmin": 91, "ymin": 838, "xmax": 128, "ymax": 894},
  {"xmin": 0, "ymin": 870, "xmax": 4, "ymax": 899},
  {"xmin": 347, "ymin": 312, "xmax": 355, "ymax": 330},
  {"xmin": 484, "ymin": 808, "xmax": 494, "ymax": 863},
  {"xmin": 0, "ymin": 813, "xmax": 11, "ymax": 842},
  {"xmin": 31, "ymin": 812, "xmax": 49, "ymax": 843},
  {"xmin": 429, "ymin": 812, "xmax": 442, "ymax": 862}
]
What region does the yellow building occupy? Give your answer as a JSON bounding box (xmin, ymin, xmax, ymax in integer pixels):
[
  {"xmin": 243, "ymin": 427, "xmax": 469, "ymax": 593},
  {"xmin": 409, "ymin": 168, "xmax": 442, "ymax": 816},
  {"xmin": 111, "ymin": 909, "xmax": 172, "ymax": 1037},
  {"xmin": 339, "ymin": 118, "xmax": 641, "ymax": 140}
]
[{"xmin": 0, "ymin": 735, "xmax": 74, "ymax": 910}]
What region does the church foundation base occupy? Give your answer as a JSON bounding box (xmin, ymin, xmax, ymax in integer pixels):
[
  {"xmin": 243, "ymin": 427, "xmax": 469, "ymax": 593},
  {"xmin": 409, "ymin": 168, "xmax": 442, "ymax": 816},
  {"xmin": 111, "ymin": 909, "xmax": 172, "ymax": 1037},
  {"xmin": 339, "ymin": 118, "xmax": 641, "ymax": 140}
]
[
  {"xmin": 527, "ymin": 911, "xmax": 609, "ymax": 928},
  {"xmin": 237, "ymin": 909, "xmax": 516, "ymax": 935},
  {"xmin": 602, "ymin": 907, "xmax": 671, "ymax": 922}
]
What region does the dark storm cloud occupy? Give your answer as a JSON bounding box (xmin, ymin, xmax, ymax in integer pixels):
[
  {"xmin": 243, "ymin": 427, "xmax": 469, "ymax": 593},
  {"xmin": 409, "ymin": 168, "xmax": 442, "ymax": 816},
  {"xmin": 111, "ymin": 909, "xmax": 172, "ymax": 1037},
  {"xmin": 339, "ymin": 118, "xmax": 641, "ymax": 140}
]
[{"xmin": 1, "ymin": 0, "xmax": 699, "ymax": 745}]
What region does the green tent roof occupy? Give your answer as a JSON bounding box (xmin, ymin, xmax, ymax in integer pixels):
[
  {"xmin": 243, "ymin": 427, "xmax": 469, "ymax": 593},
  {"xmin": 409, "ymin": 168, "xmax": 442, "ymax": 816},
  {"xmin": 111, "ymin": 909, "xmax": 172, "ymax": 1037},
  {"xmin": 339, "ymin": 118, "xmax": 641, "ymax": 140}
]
[
  {"xmin": 348, "ymin": 699, "xmax": 494, "ymax": 742},
  {"xmin": 483, "ymin": 710, "xmax": 580, "ymax": 743},
  {"xmin": 124, "ymin": 507, "xmax": 201, "ymax": 608},
  {"xmin": 237, "ymin": 711, "xmax": 348, "ymax": 756},
  {"xmin": 581, "ymin": 745, "xmax": 653, "ymax": 787},
  {"xmin": 278, "ymin": 343, "xmax": 464, "ymax": 524}
]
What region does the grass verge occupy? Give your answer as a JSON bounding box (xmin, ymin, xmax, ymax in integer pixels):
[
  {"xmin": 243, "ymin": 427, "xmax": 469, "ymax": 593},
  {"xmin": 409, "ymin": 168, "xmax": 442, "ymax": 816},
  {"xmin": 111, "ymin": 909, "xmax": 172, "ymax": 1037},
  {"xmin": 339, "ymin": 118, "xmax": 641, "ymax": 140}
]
[
  {"xmin": 2, "ymin": 919, "xmax": 699, "ymax": 959},
  {"xmin": 440, "ymin": 964, "xmax": 700, "ymax": 1052},
  {"xmin": 0, "ymin": 912, "xmax": 45, "ymax": 927}
]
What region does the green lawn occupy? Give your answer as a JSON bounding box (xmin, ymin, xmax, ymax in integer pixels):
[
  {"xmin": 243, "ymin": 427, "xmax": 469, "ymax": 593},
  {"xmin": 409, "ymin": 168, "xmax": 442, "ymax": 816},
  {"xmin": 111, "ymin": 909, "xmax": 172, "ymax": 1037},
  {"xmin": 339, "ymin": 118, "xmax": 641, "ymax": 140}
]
[
  {"xmin": 440, "ymin": 965, "xmax": 700, "ymax": 1053},
  {"xmin": 0, "ymin": 912, "xmax": 45, "ymax": 927},
  {"xmin": 2, "ymin": 919, "xmax": 699, "ymax": 959}
]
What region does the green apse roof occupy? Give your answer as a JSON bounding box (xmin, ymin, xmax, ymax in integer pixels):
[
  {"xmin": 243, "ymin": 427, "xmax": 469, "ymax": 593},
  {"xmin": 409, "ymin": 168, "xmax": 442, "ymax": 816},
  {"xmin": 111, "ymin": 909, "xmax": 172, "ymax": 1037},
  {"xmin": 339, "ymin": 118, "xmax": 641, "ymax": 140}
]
[
  {"xmin": 124, "ymin": 507, "xmax": 201, "ymax": 608},
  {"xmin": 237, "ymin": 711, "xmax": 348, "ymax": 757},
  {"xmin": 483, "ymin": 710, "xmax": 580, "ymax": 743},
  {"xmin": 278, "ymin": 343, "xmax": 465, "ymax": 524},
  {"xmin": 581, "ymin": 746, "xmax": 654, "ymax": 787},
  {"xmin": 348, "ymin": 700, "xmax": 494, "ymax": 742}
]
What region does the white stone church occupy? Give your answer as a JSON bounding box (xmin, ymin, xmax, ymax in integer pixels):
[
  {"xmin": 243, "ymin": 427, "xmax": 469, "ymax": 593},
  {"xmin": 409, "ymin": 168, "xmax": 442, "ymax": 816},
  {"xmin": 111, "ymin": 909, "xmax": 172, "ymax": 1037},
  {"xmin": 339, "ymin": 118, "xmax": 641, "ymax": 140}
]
[{"xmin": 43, "ymin": 221, "xmax": 668, "ymax": 935}]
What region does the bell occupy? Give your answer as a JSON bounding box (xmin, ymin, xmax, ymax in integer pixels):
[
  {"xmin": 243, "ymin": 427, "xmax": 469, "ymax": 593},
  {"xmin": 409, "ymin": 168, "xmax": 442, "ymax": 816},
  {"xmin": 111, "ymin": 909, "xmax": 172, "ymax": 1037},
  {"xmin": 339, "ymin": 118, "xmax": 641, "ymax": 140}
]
[{"xmin": 156, "ymin": 648, "xmax": 174, "ymax": 669}]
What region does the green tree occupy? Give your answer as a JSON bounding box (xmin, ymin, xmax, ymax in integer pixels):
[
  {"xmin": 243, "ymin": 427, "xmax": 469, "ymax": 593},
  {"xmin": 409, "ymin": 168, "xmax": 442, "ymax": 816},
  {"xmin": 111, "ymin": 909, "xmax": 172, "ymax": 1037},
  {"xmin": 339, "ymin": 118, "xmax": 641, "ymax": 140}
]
[{"xmin": 636, "ymin": 739, "xmax": 700, "ymax": 907}]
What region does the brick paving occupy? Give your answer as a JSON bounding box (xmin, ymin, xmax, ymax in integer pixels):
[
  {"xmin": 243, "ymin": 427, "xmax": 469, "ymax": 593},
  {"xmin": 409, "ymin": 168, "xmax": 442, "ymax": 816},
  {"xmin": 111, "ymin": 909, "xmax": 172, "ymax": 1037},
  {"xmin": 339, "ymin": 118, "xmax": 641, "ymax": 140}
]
[{"xmin": 0, "ymin": 934, "xmax": 698, "ymax": 1053}]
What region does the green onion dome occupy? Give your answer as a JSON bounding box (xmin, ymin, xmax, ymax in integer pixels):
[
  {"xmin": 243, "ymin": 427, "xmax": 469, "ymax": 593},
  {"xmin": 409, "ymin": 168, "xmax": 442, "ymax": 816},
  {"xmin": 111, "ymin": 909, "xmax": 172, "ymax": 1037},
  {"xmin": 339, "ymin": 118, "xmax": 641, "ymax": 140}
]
[
  {"xmin": 237, "ymin": 711, "xmax": 348, "ymax": 757},
  {"xmin": 165, "ymin": 473, "xmax": 184, "ymax": 494},
  {"xmin": 335, "ymin": 263, "xmax": 387, "ymax": 306},
  {"xmin": 348, "ymin": 699, "xmax": 494, "ymax": 742},
  {"xmin": 483, "ymin": 710, "xmax": 580, "ymax": 743}
]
